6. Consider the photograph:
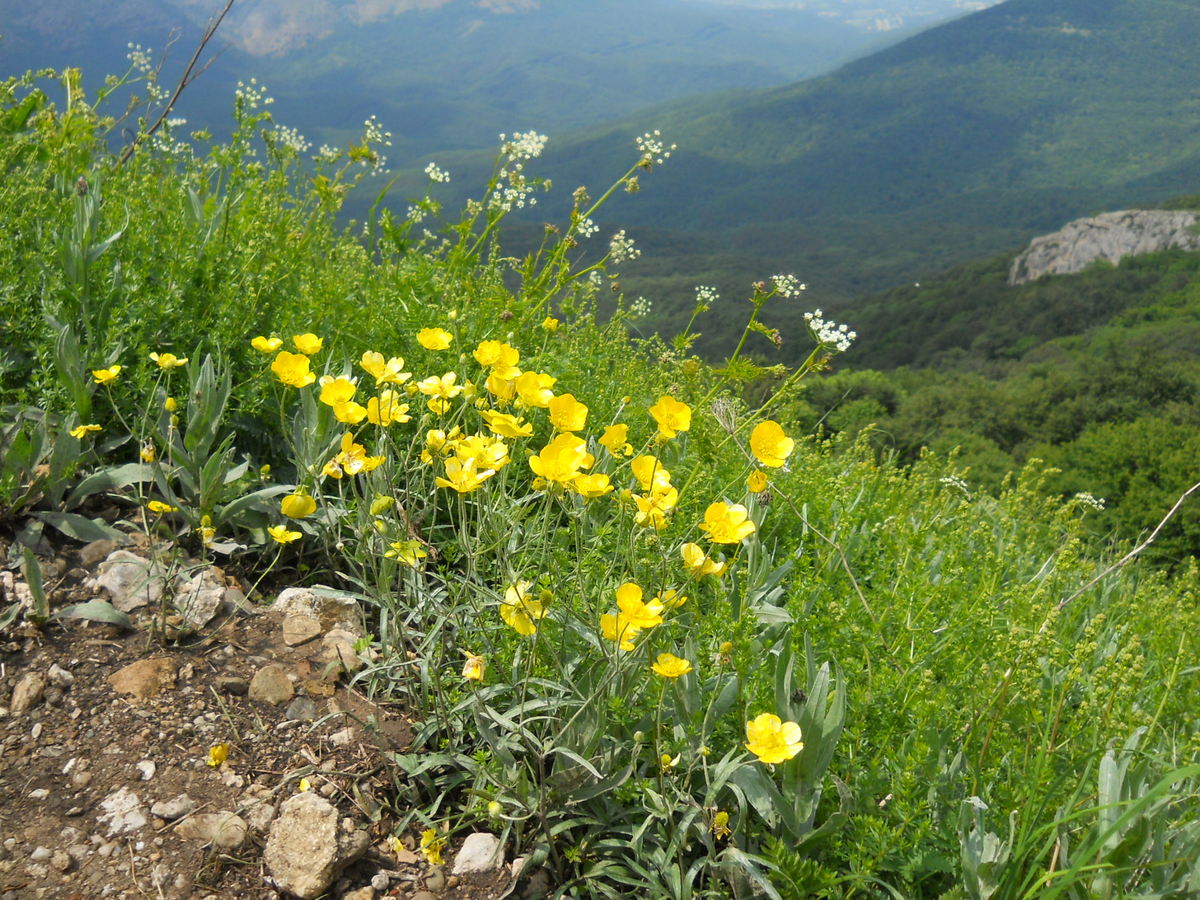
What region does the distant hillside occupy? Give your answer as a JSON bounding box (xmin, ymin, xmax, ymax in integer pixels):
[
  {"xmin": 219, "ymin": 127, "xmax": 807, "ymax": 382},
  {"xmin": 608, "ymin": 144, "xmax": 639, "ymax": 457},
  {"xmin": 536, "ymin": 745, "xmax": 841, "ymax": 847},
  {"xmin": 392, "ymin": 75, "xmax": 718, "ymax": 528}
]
[{"xmin": 480, "ymin": 0, "xmax": 1200, "ymax": 354}]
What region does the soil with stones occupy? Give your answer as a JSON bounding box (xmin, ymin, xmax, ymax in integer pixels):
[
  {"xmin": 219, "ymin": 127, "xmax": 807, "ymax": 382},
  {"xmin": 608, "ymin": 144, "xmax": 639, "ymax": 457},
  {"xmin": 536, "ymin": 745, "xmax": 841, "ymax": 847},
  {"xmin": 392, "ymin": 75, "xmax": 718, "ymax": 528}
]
[{"xmin": 0, "ymin": 527, "xmax": 519, "ymax": 900}]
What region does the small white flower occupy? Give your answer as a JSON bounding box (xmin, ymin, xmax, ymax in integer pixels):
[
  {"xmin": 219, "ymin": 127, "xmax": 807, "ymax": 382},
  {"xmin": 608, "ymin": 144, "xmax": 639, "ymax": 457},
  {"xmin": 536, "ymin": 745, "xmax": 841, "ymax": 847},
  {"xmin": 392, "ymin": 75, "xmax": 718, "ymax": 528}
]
[
  {"xmin": 424, "ymin": 162, "xmax": 450, "ymax": 183},
  {"xmin": 608, "ymin": 229, "xmax": 640, "ymax": 263},
  {"xmin": 803, "ymin": 309, "xmax": 856, "ymax": 352},
  {"xmin": 771, "ymin": 274, "xmax": 806, "ymax": 299},
  {"xmin": 694, "ymin": 285, "xmax": 719, "ymax": 310},
  {"xmin": 636, "ymin": 129, "xmax": 676, "ymax": 165}
]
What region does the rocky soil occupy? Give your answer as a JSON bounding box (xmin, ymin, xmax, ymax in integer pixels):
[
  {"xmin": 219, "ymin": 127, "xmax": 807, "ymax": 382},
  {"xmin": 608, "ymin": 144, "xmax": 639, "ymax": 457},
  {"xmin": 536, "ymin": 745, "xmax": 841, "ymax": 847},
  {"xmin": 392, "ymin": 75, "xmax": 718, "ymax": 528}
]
[{"xmin": 0, "ymin": 529, "xmax": 519, "ymax": 900}]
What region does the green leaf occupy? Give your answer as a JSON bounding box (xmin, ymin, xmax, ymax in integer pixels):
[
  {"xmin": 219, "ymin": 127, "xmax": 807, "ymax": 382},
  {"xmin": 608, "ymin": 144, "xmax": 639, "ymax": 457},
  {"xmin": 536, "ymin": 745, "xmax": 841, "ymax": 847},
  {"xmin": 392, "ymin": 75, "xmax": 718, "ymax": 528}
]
[
  {"xmin": 57, "ymin": 600, "xmax": 133, "ymax": 629},
  {"xmin": 65, "ymin": 462, "xmax": 155, "ymax": 508},
  {"xmin": 32, "ymin": 511, "xmax": 123, "ymax": 543},
  {"xmin": 20, "ymin": 547, "xmax": 49, "ymax": 624}
]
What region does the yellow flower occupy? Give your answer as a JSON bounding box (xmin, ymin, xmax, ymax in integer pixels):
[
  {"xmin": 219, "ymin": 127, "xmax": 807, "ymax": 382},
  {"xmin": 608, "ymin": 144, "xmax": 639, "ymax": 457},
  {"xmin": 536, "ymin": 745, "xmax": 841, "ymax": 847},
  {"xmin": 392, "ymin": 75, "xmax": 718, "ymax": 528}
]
[
  {"xmin": 384, "ymin": 540, "xmax": 427, "ymax": 566},
  {"xmin": 548, "ymin": 393, "xmax": 588, "ymax": 432},
  {"xmin": 542, "ymin": 316, "xmax": 559, "ymax": 332},
  {"xmin": 292, "ymin": 333, "xmax": 323, "ymax": 355},
  {"xmin": 699, "ymin": 501, "xmax": 756, "ymax": 544},
  {"xmin": 147, "ymin": 500, "xmax": 178, "ymax": 514},
  {"xmin": 681, "ymin": 542, "xmax": 727, "ymax": 577},
  {"xmin": 599, "ymin": 424, "xmax": 633, "ymax": 457},
  {"xmin": 198, "ymin": 515, "xmax": 216, "ymax": 545},
  {"xmin": 140, "ymin": 442, "xmax": 156, "ymax": 462},
  {"xmin": 572, "ymin": 473, "xmax": 613, "ymax": 499},
  {"xmin": 462, "ymin": 652, "xmax": 486, "ymax": 682},
  {"xmin": 360, "ymin": 351, "xmax": 411, "ymax": 385},
  {"xmin": 69, "ymin": 424, "xmax": 102, "ymax": 439},
  {"xmin": 711, "ymin": 810, "xmax": 732, "ymax": 840},
  {"xmin": 322, "ymin": 432, "xmax": 386, "ymax": 479},
  {"xmin": 318, "ymin": 375, "xmax": 357, "ymax": 407},
  {"xmin": 416, "ymin": 371, "xmax": 463, "ymax": 399},
  {"xmin": 747, "ymin": 469, "xmax": 769, "ymax": 493},
  {"xmin": 455, "ymin": 434, "xmax": 511, "ymax": 471},
  {"xmin": 92, "ymin": 365, "xmax": 122, "ymax": 385},
  {"xmin": 370, "ymin": 495, "xmax": 395, "ymax": 516},
  {"xmin": 419, "ymin": 828, "xmax": 446, "ymax": 866},
  {"xmin": 616, "ymin": 582, "xmax": 664, "ymax": 629},
  {"xmin": 514, "ymin": 371, "xmax": 556, "ymax": 408},
  {"xmin": 633, "ymin": 483, "xmax": 678, "ymax": 530},
  {"xmin": 163, "ymin": 396, "xmax": 178, "ymax": 412},
  {"xmin": 435, "ymin": 456, "xmax": 495, "ymax": 493},
  {"xmin": 750, "ymin": 420, "xmax": 795, "ymax": 469},
  {"xmin": 528, "ymin": 433, "xmax": 594, "ymax": 486},
  {"xmin": 655, "ymin": 589, "xmax": 687, "ymax": 609},
  {"xmin": 651, "ymin": 653, "xmax": 693, "ymax": 678},
  {"xmin": 367, "ymin": 390, "xmax": 411, "ymax": 426},
  {"xmin": 149, "ymin": 351, "xmax": 188, "ymax": 370},
  {"xmin": 427, "ymin": 396, "xmax": 451, "ymax": 415},
  {"xmin": 417, "ymin": 327, "xmax": 453, "ymax": 350},
  {"xmin": 744, "ymin": 713, "xmax": 804, "ymax": 764},
  {"xmin": 206, "ymin": 742, "xmax": 229, "ymax": 767},
  {"xmin": 600, "ymin": 612, "xmax": 641, "ymax": 651},
  {"xmin": 485, "ymin": 368, "xmax": 519, "ymax": 402},
  {"xmin": 280, "ymin": 492, "xmax": 316, "ymax": 518},
  {"xmin": 269, "ymin": 524, "xmax": 302, "ymax": 544},
  {"xmin": 499, "ymin": 580, "xmax": 548, "ymax": 636},
  {"xmin": 251, "ymin": 335, "xmax": 283, "ymax": 354},
  {"xmin": 481, "ymin": 409, "xmax": 533, "ymax": 439},
  {"xmin": 649, "ymin": 395, "xmax": 692, "ymax": 439},
  {"xmin": 473, "ymin": 340, "xmax": 520, "ymax": 370},
  {"xmin": 631, "ymin": 455, "xmax": 671, "ymax": 491},
  {"xmin": 298, "ymin": 777, "xmax": 312, "ymax": 793},
  {"xmin": 271, "ymin": 351, "xmax": 316, "ymax": 388}
]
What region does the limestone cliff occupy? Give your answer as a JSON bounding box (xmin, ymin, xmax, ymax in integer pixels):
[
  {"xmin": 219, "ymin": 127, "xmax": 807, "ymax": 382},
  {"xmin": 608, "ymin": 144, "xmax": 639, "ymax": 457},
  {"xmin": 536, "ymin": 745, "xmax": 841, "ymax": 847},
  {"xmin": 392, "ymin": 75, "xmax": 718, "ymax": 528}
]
[{"xmin": 1008, "ymin": 209, "xmax": 1200, "ymax": 285}]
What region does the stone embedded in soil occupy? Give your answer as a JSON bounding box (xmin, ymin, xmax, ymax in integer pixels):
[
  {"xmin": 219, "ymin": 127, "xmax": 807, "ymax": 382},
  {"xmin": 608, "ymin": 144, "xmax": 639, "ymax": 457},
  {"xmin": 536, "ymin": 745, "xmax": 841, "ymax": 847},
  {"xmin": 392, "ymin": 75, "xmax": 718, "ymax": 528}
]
[
  {"xmin": 97, "ymin": 787, "xmax": 148, "ymax": 836},
  {"xmin": 264, "ymin": 793, "xmax": 370, "ymax": 900},
  {"xmin": 282, "ymin": 614, "xmax": 323, "ymax": 647},
  {"xmin": 451, "ymin": 832, "xmax": 503, "ymax": 875},
  {"xmin": 46, "ymin": 663, "xmax": 74, "ymax": 689},
  {"xmin": 95, "ymin": 550, "xmax": 167, "ymax": 611},
  {"xmin": 215, "ymin": 676, "xmax": 249, "ymax": 696},
  {"xmin": 249, "ymin": 664, "xmax": 295, "ymax": 705},
  {"xmin": 173, "ymin": 566, "xmax": 236, "ymax": 628},
  {"xmin": 150, "ymin": 794, "xmax": 195, "ymax": 821},
  {"xmin": 342, "ymin": 887, "xmax": 375, "ymax": 900},
  {"xmin": 175, "ymin": 811, "xmax": 249, "ymax": 850},
  {"xmin": 107, "ymin": 657, "xmax": 178, "ymax": 702},
  {"xmin": 79, "ymin": 538, "xmax": 121, "ymax": 568},
  {"xmin": 285, "ymin": 696, "xmax": 318, "ymax": 722},
  {"xmin": 273, "ymin": 587, "xmax": 363, "ymax": 636},
  {"xmin": 10, "ymin": 671, "xmax": 46, "ymax": 714},
  {"xmin": 320, "ymin": 629, "xmax": 365, "ymax": 675}
]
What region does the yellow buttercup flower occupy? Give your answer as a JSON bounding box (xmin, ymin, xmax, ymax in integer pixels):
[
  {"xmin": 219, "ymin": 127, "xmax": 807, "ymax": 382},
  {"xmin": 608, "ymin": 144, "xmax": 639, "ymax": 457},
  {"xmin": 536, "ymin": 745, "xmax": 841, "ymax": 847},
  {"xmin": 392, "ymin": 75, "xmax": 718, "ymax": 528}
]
[
  {"xmin": 322, "ymin": 432, "xmax": 385, "ymax": 479},
  {"xmin": 481, "ymin": 409, "xmax": 533, "ymax": 439},
  {"xmin": 600, "ymin": 612, "xmax": 640, "ymax": 651},
  {"xmin": 750, "ymin": 420, "xmax": 795, "ymax": 469},
  {"xmin": 528, "ymin": 433, "xmax": 593, "ymax": 486},
  {"xmin": 268, "ymin": 524, "xmax": 302, "ymax": 544},
  {"xmin": 416, "ymin": 371, "xmax": 463, "ymax": 399},
  {"xmin": 711, "ymin": 810, "xmax": 732, "ymax": 840},
  {"xmin": 599, "ymin": 424, "xmax": 633, "ymax": 457},
  {"xmin": 280, "ymin": 492, "xmax": 316, "ymax": 518},
  {"xmin": 163, "ymin": 396, "xmax": 178, "ymax": 412},
  {"xmin": 292, "ymin": 333, "xmax": 323, "ymax": 355},
  {"xmin": 367, "ymin": 390, "xmax": 411, "ymax": 426},
  {"xmin": 207, "ymin": 742, "xmax": 229, "ymax": 767},
  {"xmin": 251, "ymin": 336, "xmax": 283, "ymax": 354},
  {"xmin": 631, "ymin": 455, "xmax": 671, "ymax": 491},
  {"xmin": 473, "ymin": 340, "xmax": 520, "ymax": 370},
  {"xmin": 69, "ymin": 424, "xmax": 102, "ymax": 439},
  {"xmin": 744, "ymin": 713, "xmax": 804, "ymax": 764},
  {"xmin": 747, "ymin": 469, "xmax": 769, "ymax": 493},
  {"xmin": 417, "ymin": 327, "xmax": 453, "ymax": 350},
  {"xmin": 633, "ymin": 483, "xmax": 678, "ymax": 530},
  {"xmin": 681, "ymin": 542, "xmax": 727, "ymax": 577},
  {"xmin": 435, "ymin": 456, "xmax": 495, "ymax": 493},
  {"xmin": 651, "ymin": 653, "xmax": 693, "ymax": 678},
  {"xmin": 514, "ymin": 371, "xmax": 556, "ymax": 408},
  {"xmin": 360, "ymin": 351, "xmax": 411, "ymax": 385},
  {"xmin": 699, "ymin": 501, "xmax": 756, "ymax": 544},
  {"xmin": 616, "ymin": 582, "xmax": 664, "ymax": 629},
  {"xmin": 146, "ymin": 500, "xmax": 178, "ymax": 514},
  {"xmin": 140, "ymin": 442, "xmax": 156, "ymax": 462},
  {"xmin": 499, "ymin": 580, "xmax": 548, "ymax": 636},
  {"xmin": 149, "ymin": 351, "xmax": 188, "ymax": 370},
  {"xmin": 271, "ymin": 351, "xmax": 316, "ymax": 388},
  {"xmin": 370, "ymin": 495, "xmax": 395, "ymax": 516},
  {"xmin": 649, "ymin": 395, "xmax": 692, "ymax": 439},
  {"xmin": 572, "ymin": 473, "xmax": 613, "ymax": 499},
  {"xmin": 655, "ymin": 589, "xmax": 687, "ymax": 609},
  {"xmin": 541, "ymin": 316, "xmax": 559, "ymax": 332},
  {"xmin": 384, "ymin": 540, "xmax": 427, "ymax": 566},
  {"xmin": 92, "ymin": 365, "xmax": 122, "ymax": 385},
  {"xmin": 419, "ymin": 828, "xmax": 446, "ymax": 866},
  {"xmin": 198, "ymin": 515, "xmax": 216, "ymax": 545},
  {"xmin": 462, "ymin": 652, "xmax": 486, "ymax": 682},
  {"xmin": 454, "ymin": 434, "xmax": 510, "ymax": 472},
  {"xmin": 318, "ymin": 375, "xmax": 357, "ymax": 407},
  {"xmin": 548, "ymin": 393, "xmax": 588, "ymax": 432}
]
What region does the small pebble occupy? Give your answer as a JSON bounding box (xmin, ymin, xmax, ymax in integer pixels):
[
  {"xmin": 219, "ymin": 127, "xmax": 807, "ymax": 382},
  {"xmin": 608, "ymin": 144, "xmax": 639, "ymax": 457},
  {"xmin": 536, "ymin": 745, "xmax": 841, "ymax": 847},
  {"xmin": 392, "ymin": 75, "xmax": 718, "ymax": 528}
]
[
  {"xmin": 28, "ymin": 789, "xmax": 49, "ymax": 801},
  {"xmin": 425, "ymin": 867, "xmax": 446, "ymax": 892},
  {"xmin": 136, "ymin": 760, "xmax": 156, "ymax": 781},
  {"xmin": 371, "ymin": 871, "xmax": 391, "ymax": 891},
  {"xmin": 30, "ymin": 847, "xmax": 52, "ymax": 862}
]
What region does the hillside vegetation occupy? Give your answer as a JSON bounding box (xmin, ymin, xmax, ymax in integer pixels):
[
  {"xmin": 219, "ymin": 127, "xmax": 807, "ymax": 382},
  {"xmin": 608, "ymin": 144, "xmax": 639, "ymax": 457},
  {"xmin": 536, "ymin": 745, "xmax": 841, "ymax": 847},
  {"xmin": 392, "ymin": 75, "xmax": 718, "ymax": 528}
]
[{"xmin": 2, "ymin": 63, "xmax": 1199, "ymax": 898}]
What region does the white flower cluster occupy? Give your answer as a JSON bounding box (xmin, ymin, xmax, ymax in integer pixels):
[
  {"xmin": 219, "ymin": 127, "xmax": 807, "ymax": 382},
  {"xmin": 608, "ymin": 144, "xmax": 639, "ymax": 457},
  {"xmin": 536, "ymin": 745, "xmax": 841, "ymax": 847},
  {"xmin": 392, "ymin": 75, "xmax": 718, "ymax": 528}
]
[
  {"xmin": 804, "ymin": 309, "xmax": 857, "ymax": 352},
  {"xmin": 406, "ymin": 205, "xmax": 426, "ymax": 224},
  {"xmin": 576, "ymin": 216, "xmax": 598, "ymax": 239},
  {"xmin": 126, "ymin": 43, "xmax": 154, "ymax": 75},
  {"xmin": 315, "ymin": 144, "xmax": 339, "ymax": 163},
  {"xmin": 939, "ymin": 474, "xmax": 970, "ymax": 493},
  {"xmin": 500, "ymin": 131, "xmax": 548, "ymax": 162},
  {"xmin": 629, "ymin": 296, "xmax": 653, "ymax": 318},
  {"xmin": 363, "ymin": 114, "xmax": 391, "ymax": 147},
  {"xmin": 234, "ymin": 78, "xmax": 274, "ymax": 110},
  {"xmin": 424, "ymin": 162, "xmax": 450, "ymax": 183},
  {"xmin": 271, "ymin": 125, "xmax": 310, "ymax": 154},
  {"xmin": 636, "ymin": 129, "xmax": 676, "ymax": 165},
  {"xmin": 1073, "ymin": 492, "xmax": 1107, "ymax": 511},
  {"xmin": 608, "ymin": 229, "xmax": 640, "ymax": 263},
  {"xmin": 771, "ymin": 273, "xmax": 807, "ymax": 299},
  {"xmin": 694, "ymin": 285, "xmax": 719, "ymax": 310},
  {"xmin": 150, "ymin": 117, "xmax": 192, "ymax": 157}
]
